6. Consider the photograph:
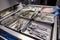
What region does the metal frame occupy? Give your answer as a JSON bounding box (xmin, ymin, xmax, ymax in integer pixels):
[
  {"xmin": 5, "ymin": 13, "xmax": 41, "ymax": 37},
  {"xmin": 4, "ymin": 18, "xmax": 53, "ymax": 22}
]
[{"xmin": 52, "ymin": 16, "xmax": 57, "ymax": 40}]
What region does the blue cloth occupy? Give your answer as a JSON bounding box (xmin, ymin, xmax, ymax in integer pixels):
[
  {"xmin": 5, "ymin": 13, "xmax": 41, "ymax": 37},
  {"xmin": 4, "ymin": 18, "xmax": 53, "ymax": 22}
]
[
  {"xmin": 1, "ymin": 31, "xmax": 18, "ymax": 40},
  {"xmin": 53, "ymin": 6, "xmax": 59, "ymax": 16}
]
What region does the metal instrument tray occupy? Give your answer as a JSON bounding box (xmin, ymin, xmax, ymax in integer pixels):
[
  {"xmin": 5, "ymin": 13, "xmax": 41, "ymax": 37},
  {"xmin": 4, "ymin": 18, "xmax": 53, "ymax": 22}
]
[
  {"xmin": 34, "ymin": 13, "xmax": 54, "ymax": 24},
  {"xmin": 8, "ymin": 18, "xmax": 30, "ymax": 32},
  {"xmin": 22, "ymin": 21, "xmax": 52, "ymax": 40}
]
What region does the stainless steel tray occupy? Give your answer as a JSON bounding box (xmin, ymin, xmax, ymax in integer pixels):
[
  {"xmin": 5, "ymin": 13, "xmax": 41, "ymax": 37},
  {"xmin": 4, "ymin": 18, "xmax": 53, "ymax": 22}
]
[
  {"xmin": 23, "ymin": 21, "xmax": 52, "ymax": 40},
  {"xmin": 16, "ymin": 10, "xmax": 35, "ymax": 19},
  {"xmin": 8, "ymin": 18, "xmax": 30, "ymax": 32},
  {"xmin": 15, "ymin": 5, "xmax": 43, "ymax": 19},
  {"xmin": 34, "ymin": 13, "xmax": 54, "ymax": 23},
  {"xmin": 0, "ymin": 5, "xmax": 57, "ymax": 40}
]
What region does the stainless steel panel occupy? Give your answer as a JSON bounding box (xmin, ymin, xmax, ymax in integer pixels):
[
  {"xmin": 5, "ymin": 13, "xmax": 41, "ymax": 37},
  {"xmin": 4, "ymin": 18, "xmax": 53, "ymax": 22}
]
[
  {"xmin": 0, "ymin": 0, "xmax": 18, "ymax": 11},
  {"xmin": 0, "ymin": 4, "xmax": 23, "ymax": 21}
]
